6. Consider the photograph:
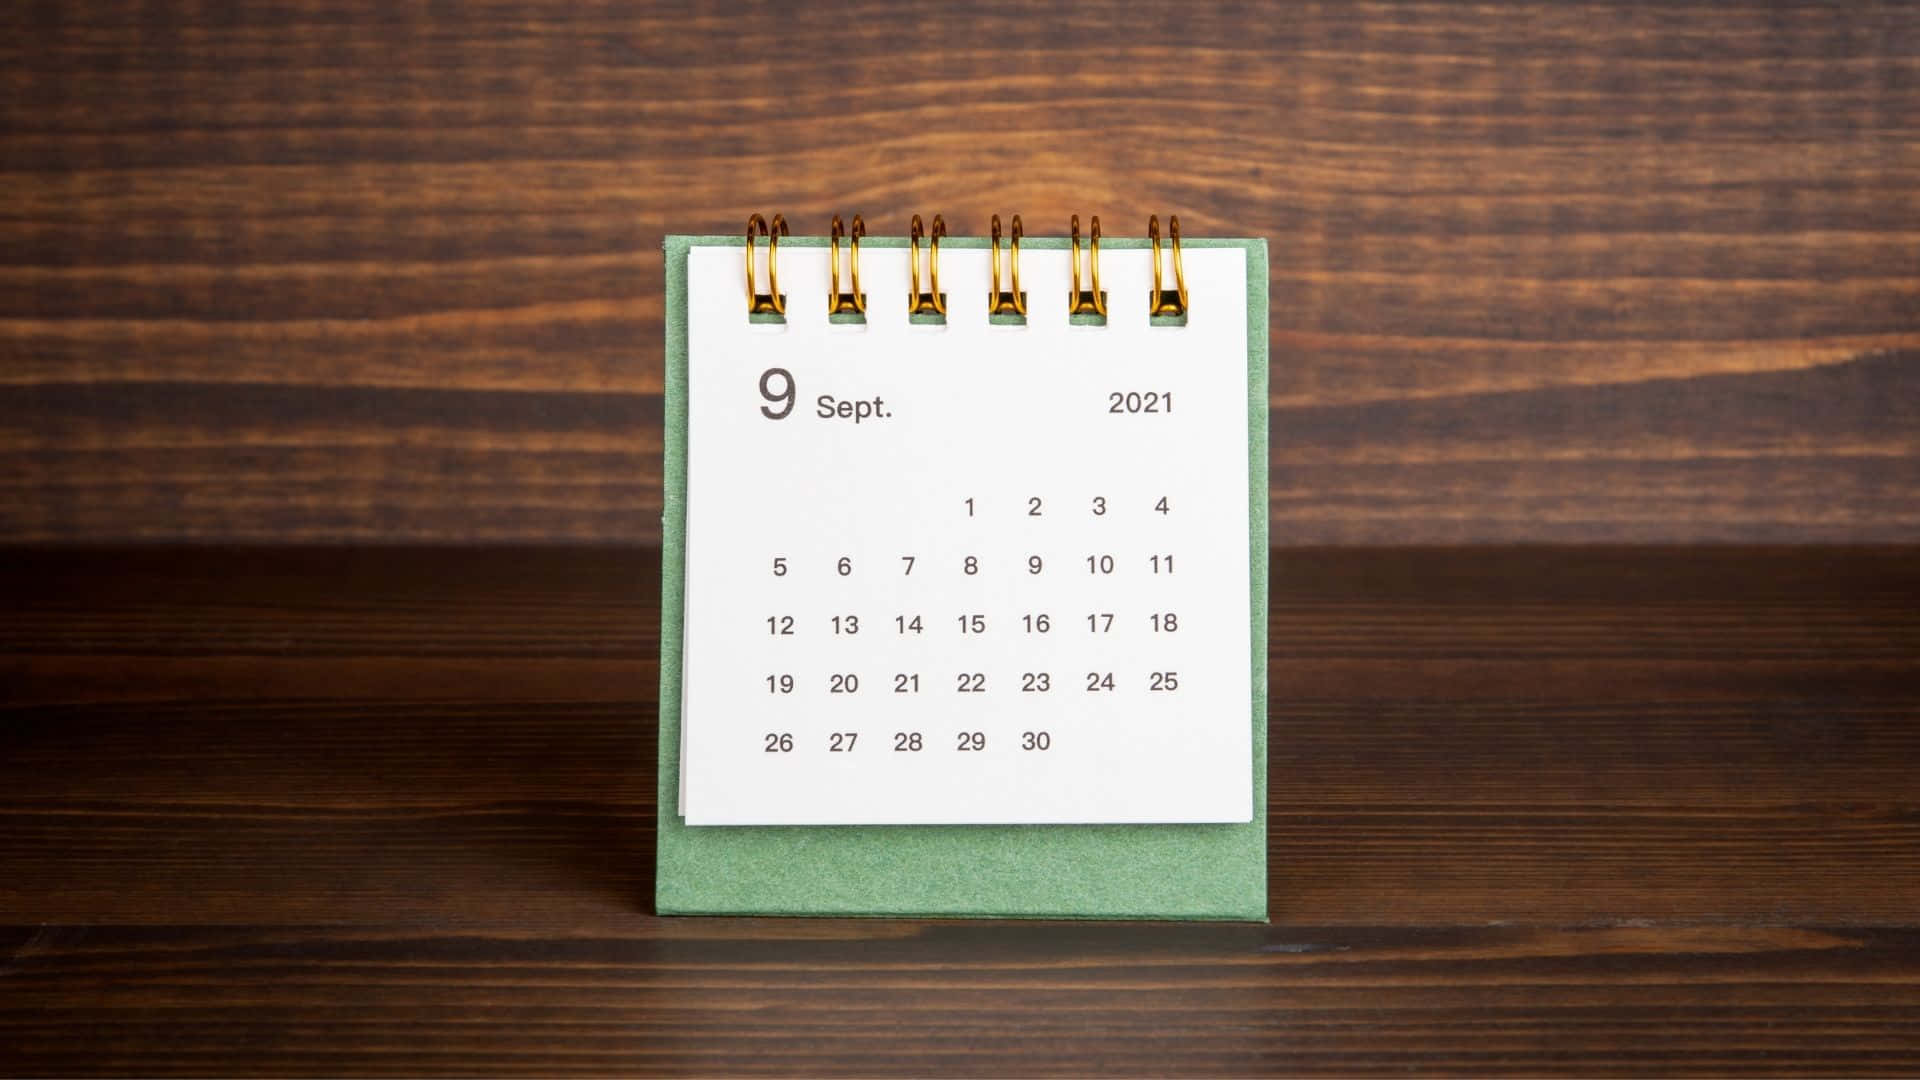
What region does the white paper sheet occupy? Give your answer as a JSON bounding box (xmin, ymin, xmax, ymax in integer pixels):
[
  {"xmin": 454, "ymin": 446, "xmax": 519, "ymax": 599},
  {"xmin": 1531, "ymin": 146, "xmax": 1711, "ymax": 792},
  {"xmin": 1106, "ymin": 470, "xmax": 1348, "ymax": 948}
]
[{"xmin": 680, "ymin": 242, "xmax": 1253, "ymax": 825}]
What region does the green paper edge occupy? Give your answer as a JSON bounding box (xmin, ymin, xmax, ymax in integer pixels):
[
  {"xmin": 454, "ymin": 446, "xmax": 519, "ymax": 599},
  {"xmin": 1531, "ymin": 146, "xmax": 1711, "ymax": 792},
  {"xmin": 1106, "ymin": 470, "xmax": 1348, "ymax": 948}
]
[{"xmin": 657, "ymin": 234, "xmax": 1269, "ymax": 920}]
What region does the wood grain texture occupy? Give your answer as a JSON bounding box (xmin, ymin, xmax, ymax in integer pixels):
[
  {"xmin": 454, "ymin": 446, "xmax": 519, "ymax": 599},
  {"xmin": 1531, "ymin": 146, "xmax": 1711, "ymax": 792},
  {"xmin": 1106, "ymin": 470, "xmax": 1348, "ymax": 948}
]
[
  {"xmin": 3, "ymin": 2, "xmax": 1917, "ymax": 543},
  {"xmin": 2, "ymin": 544, "xmax": 1918, "ymax": 1073},
  {"xmin": 4, "ymin": 923, "xmax": 1919, "ymax": 1076}
]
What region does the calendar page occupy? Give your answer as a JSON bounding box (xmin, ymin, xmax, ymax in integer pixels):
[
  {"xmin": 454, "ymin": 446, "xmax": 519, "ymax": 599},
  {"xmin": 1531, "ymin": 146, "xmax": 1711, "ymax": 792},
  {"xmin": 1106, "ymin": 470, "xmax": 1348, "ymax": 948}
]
[{"xmin": 679, "ymin": 241, "xmax": 1253, "ymax": 826}]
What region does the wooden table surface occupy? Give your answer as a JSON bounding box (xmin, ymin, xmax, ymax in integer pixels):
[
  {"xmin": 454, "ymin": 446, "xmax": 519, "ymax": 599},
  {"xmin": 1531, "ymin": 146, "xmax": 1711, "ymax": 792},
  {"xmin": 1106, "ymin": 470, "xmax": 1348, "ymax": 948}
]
[
  {"xmin": 2, "ymin": 545, "xmax": 1917, "ymax": 1074},
  {"xmin": 5, "ymin": 1, "xmax": 1919, "ymax": 1074}
]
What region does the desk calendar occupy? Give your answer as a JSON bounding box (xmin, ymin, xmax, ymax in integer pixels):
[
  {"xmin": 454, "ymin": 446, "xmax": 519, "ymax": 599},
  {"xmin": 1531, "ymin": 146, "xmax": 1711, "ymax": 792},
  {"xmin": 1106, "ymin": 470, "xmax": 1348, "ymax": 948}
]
[{"xmin": 659, "ymin": 216, "xmax": 1268, "ymax": 920}]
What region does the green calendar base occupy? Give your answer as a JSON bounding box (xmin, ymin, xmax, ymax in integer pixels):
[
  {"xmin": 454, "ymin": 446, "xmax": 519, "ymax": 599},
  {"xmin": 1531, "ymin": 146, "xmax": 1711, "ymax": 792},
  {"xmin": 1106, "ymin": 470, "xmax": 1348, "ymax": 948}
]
[{"xmin": 657, "ymin": 234, "xmax": 1269, "ymax": 920}]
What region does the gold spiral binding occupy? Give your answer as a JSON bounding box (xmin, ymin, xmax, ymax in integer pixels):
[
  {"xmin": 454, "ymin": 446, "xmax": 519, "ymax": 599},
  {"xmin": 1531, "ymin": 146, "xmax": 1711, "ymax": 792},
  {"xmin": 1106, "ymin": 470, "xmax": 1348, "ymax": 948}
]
[
  {"xmin": 745, "ymin": 212, "xmax": 788, "ymax": 316},
  {"xmin": 1068, "ymin": 214, "xmax": 1106, "ymax": 318},
  {"xmin": 1148, "ymin": 214, "xmax": 1188, "ymax": 318},
  {"xmin": 988, "ymin": 214, "xmax": 1026, "ymax": 317},
  {"xmin": 908, "ymin": 213, "xmax": 947, "ymax": 317},
  {"xmin": 829, "ymin": 214, "xmax": 867, "ymax": 315}
]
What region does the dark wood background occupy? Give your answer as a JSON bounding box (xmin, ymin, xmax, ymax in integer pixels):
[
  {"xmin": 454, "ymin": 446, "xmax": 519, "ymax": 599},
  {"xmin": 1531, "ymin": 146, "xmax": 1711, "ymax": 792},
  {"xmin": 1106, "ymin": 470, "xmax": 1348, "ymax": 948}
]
[
  {"xmin": 3, "ymin": 1, "xmax": 1916, "ymax": 543},
  {"xmin": 4, "ymin": 1, "xmax": 1920, "ymax": 1075},
  {"xmin": 1, "ymin": 545, "xmax": 1917, "ymax": 1074}
]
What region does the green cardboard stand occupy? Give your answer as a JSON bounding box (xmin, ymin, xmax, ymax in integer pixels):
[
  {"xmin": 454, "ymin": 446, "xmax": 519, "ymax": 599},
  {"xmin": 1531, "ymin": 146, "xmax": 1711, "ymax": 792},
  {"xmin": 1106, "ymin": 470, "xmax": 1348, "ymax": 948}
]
[{"xmin": 657, "ymin": 234, "xmax": 1269, "ymax": 920}]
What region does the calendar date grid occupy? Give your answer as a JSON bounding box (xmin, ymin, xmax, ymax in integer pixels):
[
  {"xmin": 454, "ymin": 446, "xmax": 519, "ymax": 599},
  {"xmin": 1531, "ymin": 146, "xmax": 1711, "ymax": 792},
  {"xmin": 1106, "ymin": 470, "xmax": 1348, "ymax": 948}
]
[{"xmin": 746, "ymin": 491, "xmax": 1199, "ymax": 759}]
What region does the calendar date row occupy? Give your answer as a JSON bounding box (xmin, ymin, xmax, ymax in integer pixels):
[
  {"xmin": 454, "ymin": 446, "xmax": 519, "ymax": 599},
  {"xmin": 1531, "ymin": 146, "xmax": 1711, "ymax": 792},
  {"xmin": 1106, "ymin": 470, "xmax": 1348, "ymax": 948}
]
[
  {"xmin": 773, "ymin": 551, "xmax": 1179, "ymax": 579},
  {"xmin": 763, "ymin": 730, "xmax": 1052, "ymax": 754},
  {"xmin": 766, "ymin": 670, "xmax": 1181, "ymax": 694},
  {"xmin": 769, "ymin": 612, "xmax": 1180, "ymax": 635}
]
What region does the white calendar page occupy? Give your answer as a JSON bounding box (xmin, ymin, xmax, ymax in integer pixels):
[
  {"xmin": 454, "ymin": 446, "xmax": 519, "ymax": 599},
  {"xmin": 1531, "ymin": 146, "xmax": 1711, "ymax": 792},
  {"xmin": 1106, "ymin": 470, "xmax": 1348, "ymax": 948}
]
[{"xmin": 680, "ymin": 241, "xmax": 1253, "ymax": 825}]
